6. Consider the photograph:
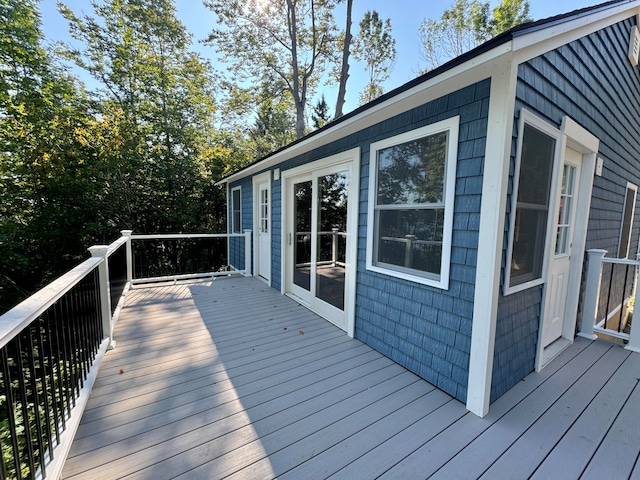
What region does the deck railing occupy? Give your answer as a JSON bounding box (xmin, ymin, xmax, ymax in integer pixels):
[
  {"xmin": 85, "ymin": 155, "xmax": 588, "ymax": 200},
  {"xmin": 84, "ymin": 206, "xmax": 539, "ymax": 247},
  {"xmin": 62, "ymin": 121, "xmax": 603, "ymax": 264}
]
[
  {"xmin": 129, "ymin": 231, "xmax": 252, "ymax": 284},
  {"xmin": 580, "ymin": 249, "xmax": 640, "ymax": 353},
  {"xmin": 0, "ymin": 229, "xmax": 251, "ymax": 479}
]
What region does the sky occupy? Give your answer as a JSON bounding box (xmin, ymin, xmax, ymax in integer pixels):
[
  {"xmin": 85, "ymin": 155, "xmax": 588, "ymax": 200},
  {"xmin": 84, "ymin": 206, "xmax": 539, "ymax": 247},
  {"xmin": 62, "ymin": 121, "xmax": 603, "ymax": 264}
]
[{"xmin": 38, "ymin": 0, "xmax": 595, "ymax": 115}]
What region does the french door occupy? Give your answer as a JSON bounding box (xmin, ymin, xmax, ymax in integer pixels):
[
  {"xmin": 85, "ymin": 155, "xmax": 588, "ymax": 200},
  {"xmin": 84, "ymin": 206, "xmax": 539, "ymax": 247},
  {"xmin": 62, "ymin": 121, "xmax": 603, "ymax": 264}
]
[{"xmin": 284, "ymin": 155, "xmax": 358, "ymax": 333}]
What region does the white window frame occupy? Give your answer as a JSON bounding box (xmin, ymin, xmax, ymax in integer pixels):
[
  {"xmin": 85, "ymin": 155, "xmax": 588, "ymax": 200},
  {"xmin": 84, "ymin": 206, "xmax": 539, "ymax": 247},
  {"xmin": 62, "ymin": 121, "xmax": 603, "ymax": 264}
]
[
  {"xmin": 504, "ymin": 109, "xmax": 562, "ymax": 295},
  {"xmin": 231, "ymin": 186, "xmax": 242, "ymax": 234},
  {"xmin": 366, "ymin": 116, "xmax": 459, "ymax": 289},
  {"xmin": 618, "ymin": 182, "xmax": 638, "ymax": 258}
]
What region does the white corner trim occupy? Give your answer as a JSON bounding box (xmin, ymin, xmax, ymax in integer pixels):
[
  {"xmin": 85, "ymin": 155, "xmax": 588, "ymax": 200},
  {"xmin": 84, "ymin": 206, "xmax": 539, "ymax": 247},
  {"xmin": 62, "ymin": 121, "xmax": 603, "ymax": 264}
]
[{"xmin": 467, "ymin": 56, "xmax": 518, "ymax": 418}]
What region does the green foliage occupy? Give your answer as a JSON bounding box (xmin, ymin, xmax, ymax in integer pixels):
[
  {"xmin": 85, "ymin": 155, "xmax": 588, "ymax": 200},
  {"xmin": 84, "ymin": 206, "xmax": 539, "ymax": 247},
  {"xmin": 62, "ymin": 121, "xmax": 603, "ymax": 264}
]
[
  {"xmin": 419, "ymin": 0, "xmax": 531, "ymax": 71},
  {"xmin": 203, "ymin": 0, "xmax": 340, "ymax": 139},
  {"xmin": 312, "ymin": 94, "xmax": 331, "ymax": 130},
  {"xmin": 352, "ymin": 10, "xmax": 396, "ymax": 105},
  {"xmin": 0, "ymin": 0, "xmax": 234, "ymax": 313}
]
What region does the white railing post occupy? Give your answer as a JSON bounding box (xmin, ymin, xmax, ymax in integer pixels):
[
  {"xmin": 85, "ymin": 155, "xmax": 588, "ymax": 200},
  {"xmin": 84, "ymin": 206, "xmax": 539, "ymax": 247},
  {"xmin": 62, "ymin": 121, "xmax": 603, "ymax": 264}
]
[
  {"xmin": 244, "ymin": 229, "xmax": 252, "ymax": 276},
  {"xmin": 88, "ymin": 245, "xmax": 116, "ymax": 349},
  {"xmin": 121, "ymin": 229, "xmax": 133, "ymax": 285},
  {"xmin": 626, "ymin": 255, "xmax": 640, "ymax": 352},
  {"xmin": 626, "ymin": 303, "xmax": 640, "ymax": 353},
  {"xmin": 579, "ymin": 249, "xmax": 607, "ymax": 340},
  {"xmin": 404, "ymin": 235, "xmax": 416, "ymax": 267}
]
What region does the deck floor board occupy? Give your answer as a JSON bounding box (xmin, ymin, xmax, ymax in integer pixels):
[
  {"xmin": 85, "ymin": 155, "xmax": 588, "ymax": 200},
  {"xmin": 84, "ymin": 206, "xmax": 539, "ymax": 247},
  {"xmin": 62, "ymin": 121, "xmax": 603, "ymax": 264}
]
[{"xmin": 61, "ymin": 277, "xmax": 640, "ymax": 480}]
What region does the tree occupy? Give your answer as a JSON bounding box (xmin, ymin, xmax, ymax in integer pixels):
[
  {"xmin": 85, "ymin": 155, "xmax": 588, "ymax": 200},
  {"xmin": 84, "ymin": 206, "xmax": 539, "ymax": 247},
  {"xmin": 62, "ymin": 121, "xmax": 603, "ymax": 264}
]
[
  {"xmin": 59, "ymin": 0, "xmax": 224, "ymax": 233},
  {"xmin": 248, "ymin": 86, "xmax": 297, "ymax": 158},
  {"xmin": 334, "ymin": 0, "xmax": 353, "ymax": 119},
  {"xmin": 419, "ymin": 0, "xmax": 531, "ymax": 71},
  {"xmin": 352, "ymin": 10, "xmax": 396, "ymax": 105},
  {"xmin": 0, "ymin": 0, "xmax": 108, "ymax": 313},
  {"xmin": 312, "ymin": 93, "xmax": 331, "ymax": 129},
  {"xmin": 204, "ymin": 0, "xmax": 339, "ymax": 139}
]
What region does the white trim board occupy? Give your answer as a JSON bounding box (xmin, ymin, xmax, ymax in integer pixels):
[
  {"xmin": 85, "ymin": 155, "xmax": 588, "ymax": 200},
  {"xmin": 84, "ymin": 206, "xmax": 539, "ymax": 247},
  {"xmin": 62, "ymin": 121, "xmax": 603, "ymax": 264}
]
[{"xmin": 467, "ymin": 55, "xmax": 519, "ymax": 418}]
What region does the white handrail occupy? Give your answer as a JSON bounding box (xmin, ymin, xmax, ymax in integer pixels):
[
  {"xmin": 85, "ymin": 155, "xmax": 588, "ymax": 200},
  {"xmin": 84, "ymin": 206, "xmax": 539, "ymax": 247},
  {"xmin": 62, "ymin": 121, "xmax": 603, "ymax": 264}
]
[
  {"xmin": 0, "ymin": 256, "xmax": 103, "ymax": 350},
  {"xmin": 131, "ymin": 233, "xmax": 245, "ymax": 240}
]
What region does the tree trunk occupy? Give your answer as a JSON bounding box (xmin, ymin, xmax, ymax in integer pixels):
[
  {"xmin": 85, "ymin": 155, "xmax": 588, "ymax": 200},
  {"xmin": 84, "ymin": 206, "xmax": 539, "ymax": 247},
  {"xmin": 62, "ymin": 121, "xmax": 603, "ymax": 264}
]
[{"xmin": 334, "ymin": 0, "xmax": 353, "ymax": 120}]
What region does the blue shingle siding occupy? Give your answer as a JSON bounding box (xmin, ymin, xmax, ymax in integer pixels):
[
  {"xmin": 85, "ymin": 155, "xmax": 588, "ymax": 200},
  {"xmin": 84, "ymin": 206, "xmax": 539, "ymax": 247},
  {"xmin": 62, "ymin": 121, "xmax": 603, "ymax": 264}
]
[
  {"xmin": 271, "ymin": 177, "xmax": 282, "ymax": 290},
  {"xmin": 229, "ymin": 79, "xmax": 489, "ymax": 403},
  {"xmin": 492, "ymin": 16, "xmax": 640, "ymax": 400},
  {"xmin": 354, "ymin": 80, "xmax": 490, "ymax": 402}
]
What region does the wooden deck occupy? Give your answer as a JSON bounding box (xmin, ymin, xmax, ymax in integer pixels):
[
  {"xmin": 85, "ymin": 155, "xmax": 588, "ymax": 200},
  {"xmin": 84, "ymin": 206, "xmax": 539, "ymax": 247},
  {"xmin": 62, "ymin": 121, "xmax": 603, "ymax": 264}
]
[{"xmin": 61, "ymin": 277, "xmax": 640, "ymax": 479}]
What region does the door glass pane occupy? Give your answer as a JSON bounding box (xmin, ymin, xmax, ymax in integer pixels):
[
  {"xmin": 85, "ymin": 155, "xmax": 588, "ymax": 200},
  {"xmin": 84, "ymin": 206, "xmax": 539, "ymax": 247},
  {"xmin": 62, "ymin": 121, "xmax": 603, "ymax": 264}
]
[
  {"xmin": 260, "ymin": 188, "xmax": 268, "ymax": 234},
  {"xmin": 294, "ymin": 181, "xmax": 312, "ymax": 291},
  {"xmin": 555, "ymin": 164, "xmax": 576, "ymax": 255},
  {"xmin": 316, "ymin": 172, "xmax": 348, "ymax": 310}
]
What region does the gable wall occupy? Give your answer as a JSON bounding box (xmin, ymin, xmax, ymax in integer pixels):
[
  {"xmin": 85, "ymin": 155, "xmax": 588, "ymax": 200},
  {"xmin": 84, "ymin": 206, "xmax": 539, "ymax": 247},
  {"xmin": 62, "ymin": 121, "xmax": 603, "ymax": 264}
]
[
  {"xmin": 230, "ymin": 79, "xmax": 491, "ymax": 403},
  {"xmin": 491, "ymin": 15, "xmax": 640, "ymax": 401}
]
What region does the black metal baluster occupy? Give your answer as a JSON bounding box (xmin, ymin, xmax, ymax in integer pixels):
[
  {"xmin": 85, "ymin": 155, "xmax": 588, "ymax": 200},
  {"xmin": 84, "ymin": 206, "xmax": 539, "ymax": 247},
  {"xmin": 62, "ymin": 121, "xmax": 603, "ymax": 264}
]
[
  {"xmin": 58, "ymin": 299, "xmax": 76, "ymax": 410},
  {"xmin": 25, "ymin": 325, "xmax": 46, "ymax": 478},
  {"xmin": 604, "ymin": 263, "xmax": 615, "ymax": 330},
  {"xmin": 620, "ymin": 264, "xmax": 631, "ymax": 333},
  {"xmin": 93, "ymin": 268, "xmax": 103, "ymax": 353},
  {"xmin": 52, "ymin": 301, "xmax": 70, "ymax": 426},
  {"xmin": 43, "ymin": 310, "xmax": 61, "ymax": 448},
  {"xmin": 35, "ymin": 317, "xmax": 55, "ymax": 464},
  {"xmin": 76, "ymin": 277, "xmax": 90, "ymax": 377},
  {"xmin": 67, "ymin": 291, "xmax": 83, "ymax": 394},
  {"xmin": 14, "ymin": 334, "xmax": 35, "ymax": 478},
  {"xmin": 1, "ymin": 346, "xmax": 22, "ymax": 480}
]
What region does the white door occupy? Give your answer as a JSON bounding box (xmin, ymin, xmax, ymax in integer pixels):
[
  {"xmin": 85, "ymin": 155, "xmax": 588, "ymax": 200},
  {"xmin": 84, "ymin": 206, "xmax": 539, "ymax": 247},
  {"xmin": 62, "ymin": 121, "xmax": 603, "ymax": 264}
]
[
  {"xmin": 542, "ymin": 148, "xmax": 582, "ymax": 347},
  {"xmin": 257, "ymin": 181, "xmax": 270, "ymax": 281},
  {"xmin": 286, "ymin": 165, "xmax": 351, "ymax": 331}
]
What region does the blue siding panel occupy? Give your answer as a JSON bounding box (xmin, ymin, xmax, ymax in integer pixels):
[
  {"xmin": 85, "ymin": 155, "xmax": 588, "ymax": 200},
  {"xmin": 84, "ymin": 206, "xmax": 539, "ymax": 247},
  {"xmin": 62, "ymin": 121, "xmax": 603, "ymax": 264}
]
[{"xmin": 492, "ymin": 16, "xmax": 640, "ymax": 402}]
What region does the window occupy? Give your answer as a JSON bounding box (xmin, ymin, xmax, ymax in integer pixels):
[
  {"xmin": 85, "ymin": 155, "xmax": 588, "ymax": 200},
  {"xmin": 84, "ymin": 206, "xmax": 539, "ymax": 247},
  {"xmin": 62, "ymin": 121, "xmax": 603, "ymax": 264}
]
[
  {"xmin": 619, "ymin": 182, "xmax": 637, "ymax": 258},
  {"xmin": 366, "ymin": 117, "xmax": 459, "ymax": 289},
  {"xmin": 232, "ymin": 187, "xmax": 241, "ymax": 233},
  {"xmin": 505, "ymin": 111, "xmax": 559, "ymax": 292}
]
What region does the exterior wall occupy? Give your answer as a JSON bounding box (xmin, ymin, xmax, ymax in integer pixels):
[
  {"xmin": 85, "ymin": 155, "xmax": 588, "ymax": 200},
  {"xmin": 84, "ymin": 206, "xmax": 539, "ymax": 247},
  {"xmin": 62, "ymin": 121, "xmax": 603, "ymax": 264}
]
[
  {"xmin": 491, "ymin": 16, "xmax": 640, "ymax": 401},
  {"xmin": 356, "ymin": 82, "xmax": 489, "ymax": 402},
  {"xmin": 229, "ymin": 79, "xmax": 491, "ymax": 403},
  {"xmin": 228, "ymin": 177, "xmax": 253, "ymax": 272}
]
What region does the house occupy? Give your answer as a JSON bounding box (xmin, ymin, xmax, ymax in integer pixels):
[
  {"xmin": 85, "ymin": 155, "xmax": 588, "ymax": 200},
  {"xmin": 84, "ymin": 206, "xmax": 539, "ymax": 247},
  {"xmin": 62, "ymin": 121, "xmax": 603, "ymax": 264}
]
[{"xmin": 218, "ymin": 0, "xmax": 640, "ymax": 417}]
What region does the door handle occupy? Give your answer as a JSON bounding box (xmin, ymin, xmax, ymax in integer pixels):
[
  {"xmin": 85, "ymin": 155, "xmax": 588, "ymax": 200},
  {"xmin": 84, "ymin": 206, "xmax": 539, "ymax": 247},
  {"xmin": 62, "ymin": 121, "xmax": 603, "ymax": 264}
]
[{"xmin": 289, "ymin": 233, "xmax": 292, "ymax": 246}]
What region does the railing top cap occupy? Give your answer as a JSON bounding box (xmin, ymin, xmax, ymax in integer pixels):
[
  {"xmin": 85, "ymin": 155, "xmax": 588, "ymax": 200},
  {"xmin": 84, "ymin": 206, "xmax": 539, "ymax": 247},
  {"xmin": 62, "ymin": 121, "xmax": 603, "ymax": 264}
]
[{"xmin": 88, "ymin": 245, "xmax": 110, "ymax": 257}]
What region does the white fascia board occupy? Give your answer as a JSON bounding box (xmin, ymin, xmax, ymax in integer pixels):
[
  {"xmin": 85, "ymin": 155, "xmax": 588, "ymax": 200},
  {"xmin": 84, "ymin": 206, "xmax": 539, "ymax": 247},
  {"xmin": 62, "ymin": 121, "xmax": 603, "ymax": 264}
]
[
  {"xmin": 512, "ymin": 2, "xmax": 640, "ymax": 64},
  {"xmin": 219, "ymin": 44, "xmax": 512, "ymax": 185}
]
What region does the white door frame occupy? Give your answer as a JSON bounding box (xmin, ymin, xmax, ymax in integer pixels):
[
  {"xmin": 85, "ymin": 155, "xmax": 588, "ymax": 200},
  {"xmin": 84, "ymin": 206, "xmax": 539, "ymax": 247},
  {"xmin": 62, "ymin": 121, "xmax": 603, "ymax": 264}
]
[
  {"xmin": 253, "ymin": 172, "xmax": 271, "ymax": 285},
  {"xmin": 536, "ymin": 116, "xmax": 599, "ymax": 371},
  {"xmin": 281, "ymin": 147, "xmax": 360, "ymax": 337}
]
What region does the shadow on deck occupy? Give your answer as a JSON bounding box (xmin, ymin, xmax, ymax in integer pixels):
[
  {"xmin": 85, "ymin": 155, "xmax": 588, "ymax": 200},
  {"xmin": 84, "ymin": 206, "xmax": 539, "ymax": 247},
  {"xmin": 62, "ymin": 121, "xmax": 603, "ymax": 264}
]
[{"xmin": 61, "ymin": 277, "xmax": 640, "ymax": 479}]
